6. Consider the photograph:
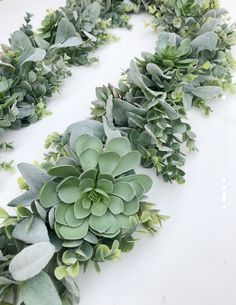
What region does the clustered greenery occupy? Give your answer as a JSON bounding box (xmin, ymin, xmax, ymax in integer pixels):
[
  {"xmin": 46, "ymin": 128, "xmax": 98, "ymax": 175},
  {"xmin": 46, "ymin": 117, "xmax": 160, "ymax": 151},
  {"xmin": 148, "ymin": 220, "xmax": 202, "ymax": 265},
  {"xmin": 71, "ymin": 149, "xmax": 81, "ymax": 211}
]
[
  {"xmin": 0, "ymin": 0, "xmax": 235, "ymax": 304},
  {"xmin": 92, "ymin": 0, "xmax": 236, "ymax": 183},
  {"xmin": 0, "ymin": 120, "xmax": 166, "ymax": 304},
  {"xmin": 0, "ymin": 0, "xmax": 140, "ymax": 171}
]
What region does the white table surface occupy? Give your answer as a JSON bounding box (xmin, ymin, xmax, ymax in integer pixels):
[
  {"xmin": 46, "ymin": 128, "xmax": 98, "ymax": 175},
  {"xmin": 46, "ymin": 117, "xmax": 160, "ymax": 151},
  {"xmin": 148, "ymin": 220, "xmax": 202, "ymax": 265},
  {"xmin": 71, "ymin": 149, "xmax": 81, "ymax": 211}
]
[{"xmin": 1, "ymin": 1, "xmax": 236, "ymax": 305}]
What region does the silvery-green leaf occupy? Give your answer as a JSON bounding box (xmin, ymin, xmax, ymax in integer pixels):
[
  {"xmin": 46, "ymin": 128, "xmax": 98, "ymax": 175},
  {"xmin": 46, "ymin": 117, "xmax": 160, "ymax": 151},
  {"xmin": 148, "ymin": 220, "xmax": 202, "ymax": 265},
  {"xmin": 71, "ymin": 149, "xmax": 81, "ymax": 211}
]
[
  {"xmin": 111, "ymin": 151, "xmax": 141, "ymax": 177},
  {"xmin": 8, "ymin": 190, "xmax": 39, "ymax": 207},
  {"xmin": 172, "ymin": 120, "xmax": 187, "ymax": 134},
  {"xmin": 189, "ymin": 86, "xmax": 222, "ymax": 99},
  {"xmin": 0, "ymin": 61, "xmax": 15, "ymax": 74},
  {"xmin": 68, "ymin": 119, "xmax": 105, "ymax": 150},
  {"xmin": 55, "ymin": 18, "xmax": 77, "ymax": 44},
  {"xmin": 34, "ymin": 35, "xmax": 50, "ymax": 50},
  {"xmin": 183, "ymin": 93, "xmax": 193, "ymax": 110},
  {"xmin": 102, "ymin": 116, "xmax": 121, "ymax": 139},
  {"xmin": 160, "ymin": 101, "xmax": 179, "ymax": 120},
  {"xmin": 9, "ymin": 242, "xmax": 55, "ymax": 281},
  {"xmin": 129, "ymin": 60, "xmax": 160, "ymax": 96},
  {"xmin": 113, "ymin": 182, "xmax": 135, "ymax": 201},
  {"xmin": 20, "ymin": 272, "xmax": 61, "ymax": 305},
  {"xmin": 146, "ymin": 63, "xmax": 171, "ymax": 79},
  {"xmin": 116, "ymin": 174, "xmax": 153, "ymax": 193},
  {"xmin": 198, "ymin": 19, "xmax": 218, "ymax": 35},
  {"xmin": 0, "ymin": 276, "xmax": 16, "ymax": 285},
  {"xmin": 82, "ymin": 1, "xmax": 101, "ymax": 22},
  {"xmin": 49, "ymin": 37, "xmax": 83, "ymax": 51},
  {"xmin": 12, "ymin": 218, "xmax": 49, "ymax": 244},
  {"xmin": 113, "ymin": 98, "xmax": 146, "ymax": 121},
  {"xmin": 40, "ymin": 181, "xmax": 60, "ymax": 208},
  {"xmin": 191, "ymin": 32, "xmax": 218, "ymax": 52},
  {"xmin": 18, "ymin": 163, "xmax": 50, "ymax": 190},
  {"xmin": 34, "ymin": 200, "xmax": 47, "ymax": 220},
  {"xmin": 104, "ymin": 137, "xmax": 131, "ymax": 156},
  {"xmin": 21, "ymin": 48, "xmax": 46, "ymax": 70},
  {"xmin": 11, "ymin": 31, "xmax": 32, "ymax": 52}
]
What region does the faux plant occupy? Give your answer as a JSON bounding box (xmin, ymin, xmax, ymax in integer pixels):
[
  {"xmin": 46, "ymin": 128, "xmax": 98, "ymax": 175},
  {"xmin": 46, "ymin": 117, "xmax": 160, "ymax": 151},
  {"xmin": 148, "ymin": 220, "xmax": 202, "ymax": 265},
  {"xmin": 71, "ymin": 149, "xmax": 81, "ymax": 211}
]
[
  {"xmin": 1, "ymin": 119, "xmax": 165, "ymax": 305},
  {"xmin": 92, "ymin": 28, "xmax": 233, "ymax": 182},
  {"xmin": 0, "ymin": 0, "xmax": 138, "ymax": 170}
]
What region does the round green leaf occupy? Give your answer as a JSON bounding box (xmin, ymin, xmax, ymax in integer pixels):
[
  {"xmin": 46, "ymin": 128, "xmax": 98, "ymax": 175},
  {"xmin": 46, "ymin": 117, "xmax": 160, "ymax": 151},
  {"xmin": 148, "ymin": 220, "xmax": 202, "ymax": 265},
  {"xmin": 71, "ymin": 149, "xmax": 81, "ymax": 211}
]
[
  {"xmin": 74, "ymin": 200, "xmax": 91, "ymax": 219},
  {"xmin": 59, "ymin": 220, "xmax": 89, "ymax": 240},
  {"xmin": 39, "ymin": 181, "xmax": 60, "ymax": 208},
  {"xmin": 91, "ymin": 202, "xmax": 107, "ymax": 216},
  {"xmin": 79, "ymin": 148, "xmax": 98, "ymax": 171},
  {"xmin": 113, "ymin": 182, "xmax": 135, "ymax": 201},
  {"xmin": 123, "ymin": 196, "xmax": 139, "ymax": 216},
  {"xmin": 112, "ymin": 151, "xmax": 141, "ymax": 177},
  {"xmin": 108, "ymin": 196, "xmax": 124, "ymax": 214},
  {"xmin": 58, "ymin": 185, "xmax": 81, "ymax": 203},
  {"xmin": 89, "ymin": 213, "xmax": 110, "ymax": 233},
  {"xmin": 104, "ymin": 137, "xmax": 131, "ymax": 156},
  {"xmin": 65, "ymin": 206, "xmax": 84, "ymax": 227}
]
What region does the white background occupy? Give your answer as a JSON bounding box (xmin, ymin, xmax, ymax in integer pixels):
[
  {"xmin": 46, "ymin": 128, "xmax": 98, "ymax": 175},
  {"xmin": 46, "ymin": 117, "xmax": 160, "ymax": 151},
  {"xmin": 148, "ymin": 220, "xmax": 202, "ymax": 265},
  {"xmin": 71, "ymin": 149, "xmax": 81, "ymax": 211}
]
[{"xmin": 1, "ymin": 1, "xmax": 236, "ymax": 305}]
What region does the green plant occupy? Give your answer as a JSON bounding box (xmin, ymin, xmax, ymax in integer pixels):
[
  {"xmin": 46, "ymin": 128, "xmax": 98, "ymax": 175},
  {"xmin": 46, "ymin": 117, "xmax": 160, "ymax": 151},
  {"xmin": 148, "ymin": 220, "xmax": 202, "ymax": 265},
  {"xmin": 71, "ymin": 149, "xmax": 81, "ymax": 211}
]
[{"xmin": 4, "ymin": 120, "xmax": 166, "ymax": 304}]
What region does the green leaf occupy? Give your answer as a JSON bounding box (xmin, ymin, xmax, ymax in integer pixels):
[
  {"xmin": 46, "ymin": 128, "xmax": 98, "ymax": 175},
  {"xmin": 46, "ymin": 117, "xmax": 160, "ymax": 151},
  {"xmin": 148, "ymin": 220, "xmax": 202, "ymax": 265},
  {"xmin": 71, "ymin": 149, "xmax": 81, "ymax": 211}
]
[
  {"xmin": 59, "ymin": 220, "xmax": 89, "ymax": 240},
  {"xmin": 9, "ymin": 242, "xmax": 55, "ymax": 281},
  {"xmin": 116, "ymin": 174, "xmax": 153, "ymax": 193},
  {"xmin": 111, "ymin": 151, "xmax": 141, "ymax": 177},
  {"xmin": 160, "ymin": 101, "xmax": 179, "ymax": 120},
  {"xmin": 91, "ymin": 201, "xmax": 107, "ymax": 216},
  {"xmin": 58, "ymin": 185, "xmax": 81, "ymax": 204},
  {"xmin": 12, "ymin": 217, "xmax": 49, "ymax": 244},
  {"xmin": 191, "ymin": 32, "xmax": 218, "ymax": 52},
  {"xmin": 78, "ymin": 148, "xmax": 98, "ymax": 171},
  {"xmin": 11, "ymin": 30, "xmax": 32, "ymax": 52},
  {"xmin": 48, "ymin": 165, "xmax": 80, "ymax": 177},
  {"xmin": 40, "ymin": 181, "xmax": 60, "ymax": 208},
  {"xmin": 104, "ymin": 137, "xmax": 131, "ymax": 156},
  {"xmin": 55, "ymin": 266, "xmax": 68, "ymax": 280},
  {"xmin": 21, "ymin": 48, "xmax": 46, "ymax": 70},
  {"xmin": 20, "ymin": 272, "xmax": 62, "ymax": 305},
  {"xmin": 0, "ymin": 208, "xmax": 9, "ymax": 219},
  {"xmin": 189, "ymin": 86, "xmax": 222, "ymax": 99},
  {"xmin": 89, "ymin": 214, "xmax": 110, "ymax": 233},
  {"xmin": 109, "ymin": 196, "xmax": 124, "ymax": 214},
  {"xmin": 55, "ymin": 18, "xmax": 77, "ymax": 44},
  {"xmin": 113, "ymin": 182, "xmax": 135, "ymax": 201},
  {"xmin": 123, "ymin": 197, "xmax": 139, "ymax": 216},
  {"xmin": 98, "ymin": 152, "xmax": 120, "ymax": 175}
]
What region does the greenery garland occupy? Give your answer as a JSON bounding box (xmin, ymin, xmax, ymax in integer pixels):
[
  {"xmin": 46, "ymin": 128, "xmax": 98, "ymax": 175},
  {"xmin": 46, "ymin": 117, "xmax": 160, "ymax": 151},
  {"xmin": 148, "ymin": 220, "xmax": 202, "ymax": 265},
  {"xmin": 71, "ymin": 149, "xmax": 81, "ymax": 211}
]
[{"xmin": 0, "ymin": 0, "xmax": 235, "ymax": 304}]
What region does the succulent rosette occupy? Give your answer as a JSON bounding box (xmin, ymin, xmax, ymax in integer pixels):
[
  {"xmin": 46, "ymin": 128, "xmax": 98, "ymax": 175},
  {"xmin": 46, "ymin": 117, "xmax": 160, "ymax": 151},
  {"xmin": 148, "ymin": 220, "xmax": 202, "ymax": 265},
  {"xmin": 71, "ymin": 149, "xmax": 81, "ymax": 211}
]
[{"xmin": 39, "ymin": 132, "xmax": 152, "ymax": 241}]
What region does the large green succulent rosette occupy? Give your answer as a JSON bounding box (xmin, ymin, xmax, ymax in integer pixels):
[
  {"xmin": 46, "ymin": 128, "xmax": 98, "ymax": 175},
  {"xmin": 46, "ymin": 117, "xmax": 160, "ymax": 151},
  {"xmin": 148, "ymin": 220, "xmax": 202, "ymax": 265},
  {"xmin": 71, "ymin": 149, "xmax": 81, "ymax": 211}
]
[{"xmin": 39, "ymin": 128, "xmax": 153, "ymax": 241}]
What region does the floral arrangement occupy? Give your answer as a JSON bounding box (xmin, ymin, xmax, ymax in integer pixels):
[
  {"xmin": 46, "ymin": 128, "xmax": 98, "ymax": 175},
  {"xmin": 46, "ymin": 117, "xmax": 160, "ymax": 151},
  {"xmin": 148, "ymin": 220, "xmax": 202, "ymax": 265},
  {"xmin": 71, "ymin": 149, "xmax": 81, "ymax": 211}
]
[{"xmin": 0, "ymin": 0, "xmax": 235, "ymax": 304}]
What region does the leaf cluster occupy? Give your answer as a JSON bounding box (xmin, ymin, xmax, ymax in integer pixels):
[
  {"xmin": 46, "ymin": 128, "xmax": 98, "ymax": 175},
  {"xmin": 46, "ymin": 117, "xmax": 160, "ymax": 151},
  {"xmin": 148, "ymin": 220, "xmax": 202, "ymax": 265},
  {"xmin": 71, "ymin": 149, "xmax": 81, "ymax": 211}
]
[{"xmin": 1, "ymin": 120, "xmax": 166, "ymax": 305}]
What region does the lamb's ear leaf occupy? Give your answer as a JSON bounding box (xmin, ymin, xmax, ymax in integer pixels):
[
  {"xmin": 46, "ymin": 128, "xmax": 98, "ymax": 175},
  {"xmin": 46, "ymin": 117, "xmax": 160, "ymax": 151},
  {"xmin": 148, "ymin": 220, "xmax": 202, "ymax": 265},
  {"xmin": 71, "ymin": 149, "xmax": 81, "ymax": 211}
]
[
  {"xmin": 8, "ymin": 190, "xmax": 38, "ymax": 207},
  {"xmin": 11, "ymin": 30, "xmax": 32, "ymax": 52},
  {"xmin": 20, "ymin": 271, "xmax": 62, "ymax": 305},
  {"xmin": 55, "ymin": 18, "xmax": 77, "ymax": 44},
  {"xmin": 12, "ymin": 217, "xmax": 49, "ymax": 244},
  {"xmin": 9, "ymin": 242, "xmax": 55, "ymax": 281},
  {"xmin": 17, "ymin": 163, "xmax": 50, "ymax": 191},
  {"xmin": 68, "ymin": 119, "xmax": 105, "ymax": 150},
  {"xmin": 8, "ymin": 163, "xmax": 51, "ymax": 207},
  {"xmin": 191, "ymin": 32, "xmax": 218, "ymax": 52}
]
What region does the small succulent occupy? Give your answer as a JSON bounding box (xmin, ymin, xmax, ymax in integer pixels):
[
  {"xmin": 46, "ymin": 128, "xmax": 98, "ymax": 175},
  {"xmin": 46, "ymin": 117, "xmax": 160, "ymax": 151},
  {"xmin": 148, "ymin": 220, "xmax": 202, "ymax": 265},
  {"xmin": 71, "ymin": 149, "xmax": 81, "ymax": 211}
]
[{"xmin": 39, "ymin": 133, "xmax": 152, "ymax": 240}]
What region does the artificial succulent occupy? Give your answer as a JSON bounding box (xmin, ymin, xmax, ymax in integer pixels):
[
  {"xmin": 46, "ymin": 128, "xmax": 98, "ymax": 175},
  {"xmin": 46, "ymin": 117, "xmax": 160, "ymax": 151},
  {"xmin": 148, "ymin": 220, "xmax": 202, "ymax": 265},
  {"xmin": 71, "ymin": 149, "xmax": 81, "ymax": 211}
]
[
  {"xmin": 40, "ymin": 133, "xmax": 152, "ymax": 240},
  {"xmin": 5, "ymin": 120, "xmax": 165, "ymax": 304}
]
